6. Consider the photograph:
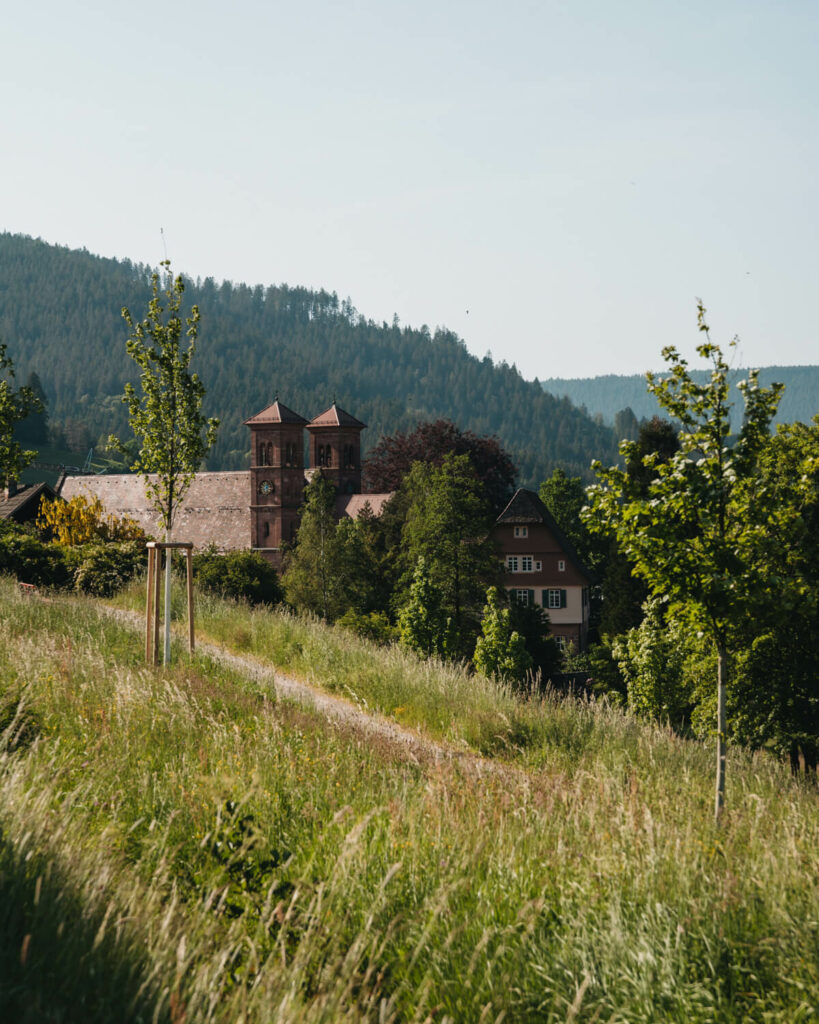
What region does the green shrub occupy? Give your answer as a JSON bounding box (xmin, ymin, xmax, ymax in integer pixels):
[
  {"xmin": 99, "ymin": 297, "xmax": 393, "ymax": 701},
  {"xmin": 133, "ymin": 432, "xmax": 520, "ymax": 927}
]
[
  {"xmin": 335, "ymin": 608, "xmax": 398, "ymax": 644},
  {"xmin": 192, "ymin": 549, "xmax": 282, "ymax": 606},
  {"xmin": 0, "ymin": 522, "xmax": 71, "ymax": 588},
  {"xmin": 70, "ymin": 541, "xmax": 145, "ymax": 597}
]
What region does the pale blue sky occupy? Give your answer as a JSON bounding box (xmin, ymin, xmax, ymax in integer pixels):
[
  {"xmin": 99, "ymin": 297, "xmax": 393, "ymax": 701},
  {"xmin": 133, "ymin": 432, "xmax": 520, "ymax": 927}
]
[{"xmin": 2, "ymin": 0, "xmax": 817, "ymax": 378}]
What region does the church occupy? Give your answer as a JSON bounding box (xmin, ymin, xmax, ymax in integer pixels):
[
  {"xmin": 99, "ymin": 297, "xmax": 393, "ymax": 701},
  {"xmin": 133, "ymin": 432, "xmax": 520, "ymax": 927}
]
[
  {"xmin": 59, "ymin": 397, "xmax": 591, "ymax": 650},
  {"xmin": 60, "ymin": 400, "xmax": 392, "ymax": 568}
]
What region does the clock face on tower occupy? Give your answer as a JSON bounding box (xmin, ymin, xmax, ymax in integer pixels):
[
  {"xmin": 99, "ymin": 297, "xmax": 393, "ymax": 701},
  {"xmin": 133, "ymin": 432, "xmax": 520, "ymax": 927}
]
[{"xmin": 258, "ymin": 480, "xmax": 273, "ymax": 496}]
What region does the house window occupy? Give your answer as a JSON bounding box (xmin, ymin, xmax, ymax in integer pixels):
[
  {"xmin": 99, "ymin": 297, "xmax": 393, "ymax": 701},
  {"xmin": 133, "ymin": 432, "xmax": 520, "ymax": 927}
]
[
  {"xmin": 506, "ymin": 556, "xmax": 519, "ymax": 572},
  {"xmin": 558, "ymin": 560, "xmax": 566, "ymax": 572},
  {"xmin": 555, "ymin": 636, "xmax": 569, "ymax": 652},
  {"xmin": 536, "ymin": 561, "xmax": 542, "ymax": 571},
  {"xmin": 521, "ymin": 556, "xmax": 533, "ymax": 572},
  {"xmin": 545, "ymin": 588, "xmax": 567, "ymax": 609},
  {"xmin": 514, "ymin": 589, "xmax": 530, "ymax": 606},
  {"xmin": 514, "ymin": 526, "xmax": 528, "ymax": 538}
]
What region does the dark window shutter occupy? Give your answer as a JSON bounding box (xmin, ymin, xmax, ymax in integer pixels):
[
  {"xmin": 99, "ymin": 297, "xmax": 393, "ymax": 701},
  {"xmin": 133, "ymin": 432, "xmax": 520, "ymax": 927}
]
[
  {"xmin": 528, "ymin": 589, "xmax": 535, "ymax": 606},
  {"xmin": 542, "ymin": 589, "xmax": 548, "ymax": 606},
  {"xmin": 560, "ymin": 589, "xmax": 567, "ymax": 608}
]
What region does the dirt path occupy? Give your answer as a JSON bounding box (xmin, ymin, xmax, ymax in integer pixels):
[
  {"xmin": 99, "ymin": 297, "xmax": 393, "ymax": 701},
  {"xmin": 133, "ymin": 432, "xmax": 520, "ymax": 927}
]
[{"xmin": 104, "ymin": 605, "xmax": 522, "ymax": 782}]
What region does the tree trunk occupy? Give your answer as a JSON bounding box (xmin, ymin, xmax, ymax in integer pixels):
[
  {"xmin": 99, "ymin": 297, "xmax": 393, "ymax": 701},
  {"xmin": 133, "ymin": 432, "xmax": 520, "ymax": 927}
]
[
  {"xmin": 714, "ymin": 640, "xmax": 728, "ymax": 823},
  {"xmin": 163, "ymin": 531, "xmax": 172, "ymax": 666}
]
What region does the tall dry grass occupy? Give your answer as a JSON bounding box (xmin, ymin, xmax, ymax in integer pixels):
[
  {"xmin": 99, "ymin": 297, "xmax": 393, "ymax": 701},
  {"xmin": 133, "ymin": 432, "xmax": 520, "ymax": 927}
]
[{"xmin": 1, "ymin": 577, "xmax": 817, "ymax": 1021}]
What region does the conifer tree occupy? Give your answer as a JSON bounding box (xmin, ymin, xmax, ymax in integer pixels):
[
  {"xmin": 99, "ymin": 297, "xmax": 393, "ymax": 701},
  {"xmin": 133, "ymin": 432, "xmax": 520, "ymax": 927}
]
[
  {"xmin": 474, "ymin": 587, "xmax": 532, "ymax": 682},
  {"xmin": 0, "ymin": 343, "xmax": 43, "ymax": 490}
]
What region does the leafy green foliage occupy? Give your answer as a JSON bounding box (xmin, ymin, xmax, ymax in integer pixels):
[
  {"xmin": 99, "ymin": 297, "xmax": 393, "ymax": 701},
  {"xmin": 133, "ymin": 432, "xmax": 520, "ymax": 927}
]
[
  {"xmin": 69, "ymin": 541, "xmax": 145, "ymax": 598},
  {"xmin": 0, "ymin": 522, "xmax": 71, "ymax": 588},
  {"xmin": 586, "ymin": 305, "xmax": 800, "ymax": 817},
  {"xmin": 399, "ymin": 454, "xmax": 499, "ymax": 655},
  {"xmin": 363, "ymin": 418, "xmax": 516, "ymax": 513},
  {"xmin": 335, "ymin": 608, "xmax": 398, "ymax": 644},
  {"xmin": 281, "ymin": 475, "xmax": 356, "ymax": 620},
  {"xmin": 611, "ymin": 599, "xmax": 701, "ymax": 726},
  {"xmin": 397, "ymin": 556, "xmax": 450, "ymax": 658},
  {"xmin": 474, "ymin": 587, "xmax": 533, "ymax": 682},
  {"xmin": 192, "ymin": 549, "xmax": 283, "ymax": 606},
  {"xmin": 507, "ymin": 598, "xmax": 562, "ymax": 679},
  {"xmin": 113, "ymin": 262, "xmax": 219, "ymax": 535},
  {"xmin": 0, "ymin": 342, "xmax": 43, "ymax": 489}
]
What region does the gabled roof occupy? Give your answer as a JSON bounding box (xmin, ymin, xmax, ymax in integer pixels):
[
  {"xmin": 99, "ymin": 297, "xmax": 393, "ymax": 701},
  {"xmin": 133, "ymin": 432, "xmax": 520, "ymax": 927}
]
[
  {"xmin": 308, "ymin": 403, "xmax": 367, "ymax": 429},
  {"xmin": 244, "ymin": 399, "xmax": 308, "ymax": 426},
  {"xmin": 0, "ymin": 482, "xmax": 56, "ymax": 522},
  {"xmin": 495, "ymin": 487, "xmax": 595, "ymax": 582}
]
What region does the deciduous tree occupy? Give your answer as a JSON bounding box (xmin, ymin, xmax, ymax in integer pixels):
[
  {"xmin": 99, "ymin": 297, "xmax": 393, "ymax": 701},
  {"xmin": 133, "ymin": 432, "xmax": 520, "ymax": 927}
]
[
  {"xmin": 113, "ymin": 262, "xmax": 219, "ymax": 664},
  {"xmin": 363, "ymin": 419, "xmax": 516, "ymax": 514},
  {"xmin": 585, "ymin": 304, "xmax": 800, "ymax": 821}
]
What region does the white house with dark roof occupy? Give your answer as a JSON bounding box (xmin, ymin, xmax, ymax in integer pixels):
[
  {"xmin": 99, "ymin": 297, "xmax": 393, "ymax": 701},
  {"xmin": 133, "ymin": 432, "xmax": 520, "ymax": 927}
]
[{"xmin": 493, "ymin": 488, "xmax": 594, "ymax": 652}]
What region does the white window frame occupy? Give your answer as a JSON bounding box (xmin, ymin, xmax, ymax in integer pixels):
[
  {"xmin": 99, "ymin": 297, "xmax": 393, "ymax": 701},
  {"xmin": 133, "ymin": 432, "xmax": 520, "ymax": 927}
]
[
  {"xmin": 558, "ymin": 559, "xmax": 566, "ymax": 572},
  {"xmin": 547, "ymin": 588, "xmax": 563, "ymax": 609},
  {"xmin": 514, "ymin": 525, "xmax": 528, "ymax": 538},
  {"xmin": 514, "ymin": 588, "xmax": 530, "ymax": 606},
  {"xmin": 521, "ymin": 555, "xmax": 533, "ymax": 572},
  {"xmin": 506, "ymin": 555, "xmax": 519, "ymax": 572}
]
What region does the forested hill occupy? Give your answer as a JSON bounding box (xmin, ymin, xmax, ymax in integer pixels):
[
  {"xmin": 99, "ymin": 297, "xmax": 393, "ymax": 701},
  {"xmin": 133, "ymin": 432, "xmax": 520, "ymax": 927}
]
[
  {"xmin": 542, "ymin": 367, "xmax": 819, "ymax": 429},
  {"xmin": 0, "ymin": 233, "xmax": 617, "ymax": 485}
]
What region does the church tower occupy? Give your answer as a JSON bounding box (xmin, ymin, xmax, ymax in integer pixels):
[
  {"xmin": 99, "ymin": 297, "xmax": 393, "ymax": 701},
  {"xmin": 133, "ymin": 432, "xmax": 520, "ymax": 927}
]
[
  {"xmin": 306, "ymin": 403, "xmax": 366, "ymax": 494},
  {"xmin": 244, "ymin": 399, "xmax": 308, "ymax": 564}
]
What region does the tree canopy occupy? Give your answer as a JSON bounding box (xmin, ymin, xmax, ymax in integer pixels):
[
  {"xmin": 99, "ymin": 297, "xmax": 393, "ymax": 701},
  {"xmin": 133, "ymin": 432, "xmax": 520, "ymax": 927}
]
[
  {"xmin": 585, "ymin": 305, "xmax": 802, "ymax": 819},
  {"xmin": 363, "ymin": 419, "xmax": 516, "ymax": 514},
  {"xmin": 0, "ymin": 342, "xmax": 43, "ymax": 489}
]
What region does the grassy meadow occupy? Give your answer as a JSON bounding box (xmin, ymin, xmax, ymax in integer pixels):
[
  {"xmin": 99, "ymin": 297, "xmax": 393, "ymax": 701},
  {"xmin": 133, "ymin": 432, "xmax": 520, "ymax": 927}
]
[{"xmin": 1, "ymin": 576, "xmax": 818, "ymax": 1022}]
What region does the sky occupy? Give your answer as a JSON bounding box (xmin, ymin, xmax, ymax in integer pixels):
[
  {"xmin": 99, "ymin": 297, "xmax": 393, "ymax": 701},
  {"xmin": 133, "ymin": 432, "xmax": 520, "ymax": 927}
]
[{"xmin": 2, "ymin": 0, "xmax": 817, "ymax": 380}]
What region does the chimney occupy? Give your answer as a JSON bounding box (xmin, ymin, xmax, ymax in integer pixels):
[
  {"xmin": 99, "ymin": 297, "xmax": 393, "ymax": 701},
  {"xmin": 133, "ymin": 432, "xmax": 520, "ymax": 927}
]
[{"xmin": 3, "ymin": 479, "xmax": 18, "ymax": 501}]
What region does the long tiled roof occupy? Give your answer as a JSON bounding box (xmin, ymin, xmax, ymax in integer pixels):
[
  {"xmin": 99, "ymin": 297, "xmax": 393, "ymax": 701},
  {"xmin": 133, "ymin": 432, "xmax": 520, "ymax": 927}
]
[
  {"xmin": 244, "ymin": 400, "xmax": 308, "ymax": 426},
  {"xmin": 60, "ymin": 472, "xmax": 251, "ymax": 550},
  {"xmin": 309, "ymin": 403, "xmax": 367, "ymax": 429},
  {"xmin": 336, "ymin": 493, "xmax": 393, "ymax": 519}
]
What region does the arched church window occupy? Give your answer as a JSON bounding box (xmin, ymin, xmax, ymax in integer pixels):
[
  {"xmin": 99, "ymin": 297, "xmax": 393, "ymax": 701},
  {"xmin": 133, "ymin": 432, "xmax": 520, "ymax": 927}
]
[
  {"xmin": 317, "ymin": 444, "xmax": 325, "ymax": 466},
  {"xmin": 266, "ymin": 442, "xmax": 273, "ymax": 465},
  {"xmin": 258, "ymin": 444, "xmax": 265, "ymax": 466},
  {"xmin": 325, "ymin": 445, "xmax": 333, "ymax": 467}
]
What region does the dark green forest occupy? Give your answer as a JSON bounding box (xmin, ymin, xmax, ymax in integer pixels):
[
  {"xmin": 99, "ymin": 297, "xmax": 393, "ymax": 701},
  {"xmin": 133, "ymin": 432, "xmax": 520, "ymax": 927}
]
[
  {"xmin": 0, "ymin": 233, "xmax": 618, "ymax": 485},
  {"xmin": 542, "ymin": 368, "xmax": 819, "ymax": 428}
]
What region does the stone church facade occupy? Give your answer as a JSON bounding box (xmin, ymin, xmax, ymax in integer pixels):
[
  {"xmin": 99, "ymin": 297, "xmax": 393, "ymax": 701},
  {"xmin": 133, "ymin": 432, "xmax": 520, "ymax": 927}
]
[{"xmin": 60, "ymin": 400, "xmax": 391, "ymax": 567}]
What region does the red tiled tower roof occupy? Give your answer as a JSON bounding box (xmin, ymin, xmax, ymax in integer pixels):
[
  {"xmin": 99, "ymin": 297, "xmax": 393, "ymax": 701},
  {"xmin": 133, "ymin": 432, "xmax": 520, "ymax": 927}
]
[
  {"xmin": 308, "ymin": 403, "xmax": 367, "ymax": 429},
  {"xmin": 244, "ymin": 399, "xmax": 308, "ymax": 426}
]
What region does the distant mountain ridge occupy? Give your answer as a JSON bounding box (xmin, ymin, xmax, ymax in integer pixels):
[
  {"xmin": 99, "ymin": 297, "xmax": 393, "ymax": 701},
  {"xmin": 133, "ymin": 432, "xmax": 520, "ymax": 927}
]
[
  {"xmin": 542, "ymin": 368, "xmax": 819, "ymax": 428},
  {"xmin": 0, "ymin": 233, "xmax": 618, "ymax": 486}
]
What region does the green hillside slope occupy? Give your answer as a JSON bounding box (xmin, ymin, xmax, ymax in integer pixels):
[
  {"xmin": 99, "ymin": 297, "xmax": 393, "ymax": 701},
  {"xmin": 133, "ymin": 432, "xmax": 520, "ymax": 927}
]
[
  {"xmin": 2, "ymin": 580, "xmax": 818, "ymax": 1021},
  {"xmin": 542, "ymin": 367, "xmax": 819, "ymax": 427},
  {"xmin": 0, "ymin": 233, "xmax": 617, "ymax": 485}
]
